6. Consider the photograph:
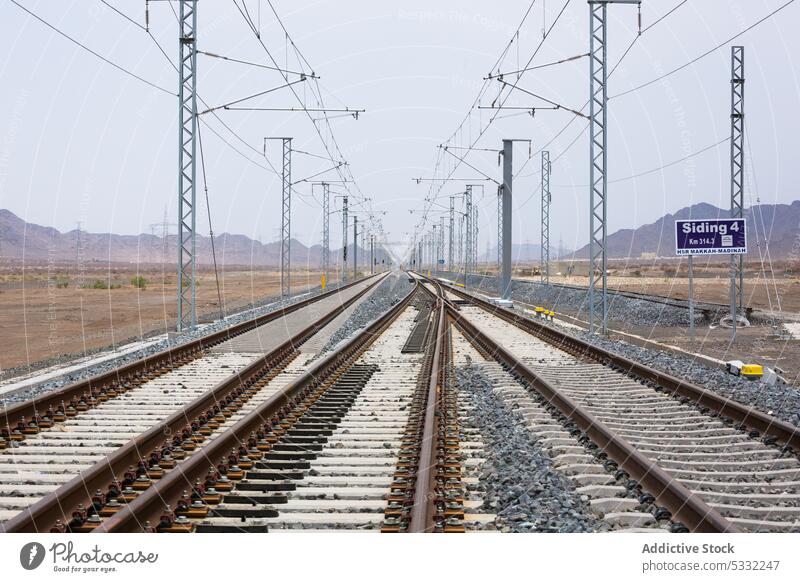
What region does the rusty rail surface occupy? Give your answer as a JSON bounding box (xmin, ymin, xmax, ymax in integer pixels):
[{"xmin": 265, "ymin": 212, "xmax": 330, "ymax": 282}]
[
  {"xmin": 2, "ymin": 275, "xmax": 385, "ymax": 533},
  {"xmin": 408, "ymin": 281, "xmax": 445, "ymax": 532},
  {"xmin": 1, "ymin": 275, "xmax": 379, "ymax": 433},
  {"xmin": 92, "ymin": 279, "xmax": 419, "ymax": 532}
]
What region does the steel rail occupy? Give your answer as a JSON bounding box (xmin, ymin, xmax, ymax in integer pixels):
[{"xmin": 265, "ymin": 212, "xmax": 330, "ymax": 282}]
[
  {"xmin": 440, "ymin": 280, "xmax": 800, "ymax": 450},
  {"xmin": 95, "ymin": 279, "xmax": 420, "ymax": 532},
  {"xmin": 446, "ymin": 301, "xmax": 739, "ymax": 533},
  {"xmin": 2, "ymin": 275, "xmax": 385, "ymax": 533},
  {"xmin": 408, "ymin": 281, "xmax": 446, "ymax": 532},
  {"xmin": 1, "ymin": 275, "xmax": 379, "ymax": 437}
]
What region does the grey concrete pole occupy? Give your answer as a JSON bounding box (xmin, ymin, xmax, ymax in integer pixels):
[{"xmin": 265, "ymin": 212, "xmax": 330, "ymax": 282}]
[{"xmin": 501, "ymin": 139, "xmax": 513, "ymax": 299}]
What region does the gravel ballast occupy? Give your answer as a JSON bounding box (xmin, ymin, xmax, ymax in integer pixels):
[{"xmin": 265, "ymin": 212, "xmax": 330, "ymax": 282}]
[
  {"xmin": 438, "ymin": 273, "xmax": 800, "ymax": 427},
  {"xmin": 457, "ymin": 364, "xmax": 599, "ymax": 533},
  {"xmin": 318, "ymin": 272, "xmax": 414, "ymax": 355},
  {"xmin": 566, "ymin": 325, "xmax": 800, "ymax": 428},
  {"xmin": 454, "ymin": 273, "xmax": 707, "ymax": 327}
]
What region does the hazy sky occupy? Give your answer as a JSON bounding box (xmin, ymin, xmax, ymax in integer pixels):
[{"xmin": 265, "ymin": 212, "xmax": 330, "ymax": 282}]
[{"xmin": 1, "ymin": 1, "xmax": 798, "ymax": 259}]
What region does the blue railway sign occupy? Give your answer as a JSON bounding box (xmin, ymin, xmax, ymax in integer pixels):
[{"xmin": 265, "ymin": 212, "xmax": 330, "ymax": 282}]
[{"xmin": 675, "ymin": 218, "xmax": 747, "ymax": 256}]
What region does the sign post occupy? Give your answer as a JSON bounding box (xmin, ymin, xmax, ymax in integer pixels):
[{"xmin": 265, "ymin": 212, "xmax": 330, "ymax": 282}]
[
  {"xmin": 675, "ymin": 218, "xmax": 747, "ymax": 341},
  {"xmin": 688, "ymin": 255, "xmax": 694, "ymax": 345}
]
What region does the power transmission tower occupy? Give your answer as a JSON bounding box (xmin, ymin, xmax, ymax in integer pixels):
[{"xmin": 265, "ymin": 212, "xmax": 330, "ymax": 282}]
[
  {"xmin": 322, "ymin": 182, "xmax": 330, "ymax": 284},
  {"xmin": 541, "ymin": 150, "xmax": 551, "ymax": 284},
  {"xmin": 177, "ymin": 0, "xmax": 198, "ymax": 332},
  {"xmin": 730, "ymin": 45, "xmax": 745, "ymax": 337},
  {"xmin": 587, "ymin": 0, "xmax": 640, "ymax": 334},
  {"xmin": 149, "ymin": 225, "xmax": 159, "ymax": 264}
]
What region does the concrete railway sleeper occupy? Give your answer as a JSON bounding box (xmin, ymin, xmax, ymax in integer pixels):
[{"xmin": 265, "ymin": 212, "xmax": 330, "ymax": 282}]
[
  {"xmin": 79, "ymin": 279, "xmax": 420, "ymax": 532},
  {"xmin": 194, "ymin": 293, "xmax": 446, "ymax": 532},
  {"xmin": 0, "ymin": 276, "xmax": 382, "ymax": 450},
  {"xmin": 1, "ymin": 276, "xmax": 387, "ymax": 533},
  {"xmin": 430, "ymin": 275, "xmax": 800, "ymax": 533}
]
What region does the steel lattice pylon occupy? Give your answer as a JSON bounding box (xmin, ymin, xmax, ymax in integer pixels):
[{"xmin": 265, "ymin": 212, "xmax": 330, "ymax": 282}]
[
  {"xmin": 432, "ymin": 225, "xmax": 438, "ymax": 272},
  {"xmin": 588, "ymin": 1, "xmax": 608, "ymax": 334},
  {"xmin": 457, "ymin": 212, "xmax": 463, "ymax": 275},
  {"xmin": 322, "ymin": 183, "xmax": 330, "ymax": 283},
  {"xmin": 587, "ymin": 0, "xmax": 640, "ymax": 333},
  {"xmin": 465, "ymin": 186, "xmax": 473, "ymax": 281},
  {"xmin": 472, "ymin": 205, "xmax": 479, "ymax": 274},
  {"xmin": 177, "ymin": 0, "xmax": 198, "ymax": 332},
  {"xmin": 425, "ymin": 233, "xmax": 430, "ymax": 270},
  {"xmin": 433, "ymin": 225, "xmax": 437, "ymax": 271},
  {"xmin": 449, "ymin": 196, "xmax": 455, "ymax": 271},
  {"xmin": 730, "ymin": 46, "xmax": 745, "ymax": 335},
  {"xmin": 439, "ymin": 216, "xmax": 446, "ymax": 270},
  {"xmin": 280, "ymin": 138, "xmax": 292, "ymax": 298},
  {"xmin": 541, "ymin": 150, "xmax": 551, "ymax": 284}
]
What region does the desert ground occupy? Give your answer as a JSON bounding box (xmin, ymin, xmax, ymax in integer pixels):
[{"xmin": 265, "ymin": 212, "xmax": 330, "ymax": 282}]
[
  {"xmin": 3, "ymin": 256, "xmax": 800, "ymax": 383},
  {"xmin": 495, "ymin": 259, "xmax": 800, "ymax": 382},
  {"xmin": 0, "ymin": 260, "xmax": 345, "ymax": 376},
  {"xmin": 512, "ymin": 258, "xmax": 800, "ymax": 314}
]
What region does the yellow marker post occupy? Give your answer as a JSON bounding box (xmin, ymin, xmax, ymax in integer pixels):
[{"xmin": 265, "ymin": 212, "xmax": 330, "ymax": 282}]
[{"xmin": 321, "ymin": 274, "xmax": 326, "ymax": 290}]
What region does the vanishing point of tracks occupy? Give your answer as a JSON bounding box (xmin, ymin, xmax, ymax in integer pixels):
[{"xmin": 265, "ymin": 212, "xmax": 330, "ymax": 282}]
[{"xmin": 2, "ymin": 271, "xmax": 799, "ymax": 533}]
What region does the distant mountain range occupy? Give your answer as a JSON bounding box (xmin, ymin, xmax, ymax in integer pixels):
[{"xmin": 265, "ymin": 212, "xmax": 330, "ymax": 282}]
[
  {"xmin": 0, "ymin": 209, "xmax": 388, "ymax": 267},
  {"xmin": 571, "ymin": 201, "xmax": 800, "ymax": 259},
  {"xmin": 3, "ymin": 201, "xmax": 798, "ymax": 266}
]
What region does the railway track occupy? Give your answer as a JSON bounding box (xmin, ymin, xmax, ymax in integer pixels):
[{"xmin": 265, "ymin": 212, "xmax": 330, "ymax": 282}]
[
  {"xmin": 3, "ymin": 269, "xmax": 798, "ymax": 534},
  {"xmin": 1, "ymin": 273, "xmax": 469, "ymax": 533},
  {"xmin": 0, "ymin": 274, "xmax": 387, "ymax": 531},
  {"xmin": 81, "ymin": 276, "xmax": 450, "ymax": 533},
  {"xmin": 433, "ymin": 276, "xmax": 800, "ymax": 533}
]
